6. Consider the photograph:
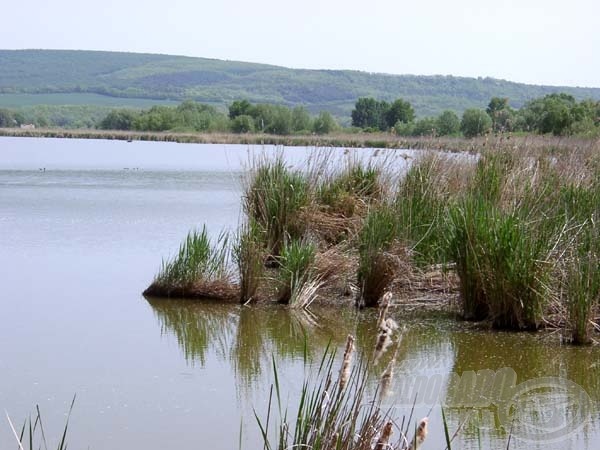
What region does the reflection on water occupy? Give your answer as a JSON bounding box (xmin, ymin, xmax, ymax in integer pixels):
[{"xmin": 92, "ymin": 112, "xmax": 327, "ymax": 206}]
[
  {"xmin": 147, "ymin": 298, "xmax": 360, "ymax": 384},
  {"xmin": 148, "ymin": 297, "xmax": 600, "ymax": 449}
]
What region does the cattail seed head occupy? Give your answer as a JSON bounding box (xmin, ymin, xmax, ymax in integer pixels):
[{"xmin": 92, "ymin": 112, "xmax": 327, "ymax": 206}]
[
  {"xmin": 375, "ymin": 421, "xmax": 394, "ymax": 450},
  {"xmin": 339, "ymin": 334, "xmax": 355, "ymax": 390},
  {"xmin": 408, "ymin": 417, "xmax": 429, "ymax": 450}
]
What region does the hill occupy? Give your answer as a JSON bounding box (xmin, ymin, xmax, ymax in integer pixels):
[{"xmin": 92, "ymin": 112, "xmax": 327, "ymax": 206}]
[{"xmin": 1, "ymin": 49, "xmax": 600, "ymax": 118}]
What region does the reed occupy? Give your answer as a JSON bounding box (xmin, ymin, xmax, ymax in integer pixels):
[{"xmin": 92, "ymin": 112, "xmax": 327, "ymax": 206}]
[
  {"xmin": 446, "ymin": 196, "xmax": 553, "ymax": 329},
  {"xmin": 357, "ymin": 206, "xmax": 399, "ymax": 307},
  {"xmin": 276, "ymin": 238, "xmax": 317, "ymax": 306},
  {"xmin": 394, "ymin": 154, "xmax": 465, "ymax": 265},
  {"xmin": 255, "ymin": 335, "xmax": 431, "ymax": 450},
  {"xmin": 244, "ymin": 156, "xmax": 309, "ymax": 258},
  {"xmin": 6, "ymin": 396, "xmax": 75, "ymax": 450},
  {"xmin": 233, "ymin": 220, "xmax": 265, "ymax": 304},
  {"xmin": 566, "ymin": 221, "xmax": 600, "ymax": 344},
  {"xmin": 144, "ymin": 226, "xmax": 236, "ymax": 299},
  {"xmin": 317, "ymin": 162, "xmax": 382, "ymax": 216}
]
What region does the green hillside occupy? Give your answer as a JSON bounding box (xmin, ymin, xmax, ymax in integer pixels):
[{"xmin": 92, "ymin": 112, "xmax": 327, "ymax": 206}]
[{"xmin": 1, "ymin": 49, "xmax": 600, "ymax": 118}]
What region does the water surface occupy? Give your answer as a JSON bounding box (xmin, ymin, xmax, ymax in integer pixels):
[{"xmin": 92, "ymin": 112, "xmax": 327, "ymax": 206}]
[{"xmin": 1, "ymin": 137, "xmax": 599, "ymax": 450}]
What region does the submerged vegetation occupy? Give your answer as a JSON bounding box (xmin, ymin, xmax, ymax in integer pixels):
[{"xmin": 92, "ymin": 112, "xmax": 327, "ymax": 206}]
[{"xmin": 145, "ymin": 137, "xmax": 600, "ymax": 344}]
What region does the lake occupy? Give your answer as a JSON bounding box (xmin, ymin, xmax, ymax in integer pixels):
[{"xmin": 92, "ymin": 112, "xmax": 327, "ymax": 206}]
[{"xmin": 1, "ymin": 137, "xmax": 599, "ymax": 450}]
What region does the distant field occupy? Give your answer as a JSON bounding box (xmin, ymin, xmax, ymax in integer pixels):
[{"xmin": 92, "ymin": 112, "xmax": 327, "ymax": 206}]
[{"xmin": 0, "ymin": 93, "xmax": 178, "ymax": 108}]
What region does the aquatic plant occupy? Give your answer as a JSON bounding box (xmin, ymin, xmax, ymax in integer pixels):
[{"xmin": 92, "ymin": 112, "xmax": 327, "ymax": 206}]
[
  {"xmin": 233, "ymin": 220, "xmax": 265, "ymax": 304},
  {"xmin": 357, "ymin": 206, "xmax": 399, "ymax": 307},
  {"xmin": 255, "ymin": 335, "xmax": 432, "ymax": 450},
  {"xmin": 244, "ymin": 156, "xmax": 309, "ymax": 258},
  {"xmin": 566, "ymin": 220, "xmax": 600, "ymax": 344},
  {"xmin": 317, "ymin": 162, "xmax": 382, "ymax": 216},
  {"xmin": 446, "ymin": 195, "xmax": 554, "ymax": 329},
  {"xmin": 394, "ymin": 154, "xmax": 464, "ymax": 265},
  {"xmin": 6, "ymin": 396, "xmax": 75, "ymax": 450},
  {"xmin": 277, "ymin": 238, "xmax": 317, "ymax": 306},
  {"xmin": 145, "ymin": 226, "xmax": 235, "ymax": 299}
]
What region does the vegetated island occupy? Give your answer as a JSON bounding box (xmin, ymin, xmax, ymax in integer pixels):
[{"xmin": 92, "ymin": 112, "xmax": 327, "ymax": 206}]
[{"xmin": 143, "ymin": 135, "xmax": 600, "ymax": 346}]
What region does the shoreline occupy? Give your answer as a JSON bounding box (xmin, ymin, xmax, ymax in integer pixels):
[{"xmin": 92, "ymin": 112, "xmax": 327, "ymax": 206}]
[{"xmin": 2, "ymin": 127, "xmax": 597, "ymax": 153}]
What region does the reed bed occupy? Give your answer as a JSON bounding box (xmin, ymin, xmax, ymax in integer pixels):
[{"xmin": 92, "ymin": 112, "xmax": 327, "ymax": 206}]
[
  {"xmin": 144, "ymin": 227, "xmax": 237, "ymax": 300},
  {"xmin": 144, "ymin": 139, "xmax": 599, "ymax": 343},
  {"xmin": 3, "ymin": 126, "xmax": 598, "ymax": 154}
]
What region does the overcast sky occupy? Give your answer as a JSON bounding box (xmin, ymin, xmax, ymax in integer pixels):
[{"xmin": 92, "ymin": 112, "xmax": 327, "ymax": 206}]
[{"xmin": 2, "ymin": 0, "xmax": 598, "ymax": 87}]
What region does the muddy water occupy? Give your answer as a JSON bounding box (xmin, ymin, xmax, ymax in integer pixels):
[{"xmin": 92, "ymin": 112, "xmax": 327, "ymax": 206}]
[{"xmin": 0, "ymin": 137, "xmax": 598, "ymax": 450}]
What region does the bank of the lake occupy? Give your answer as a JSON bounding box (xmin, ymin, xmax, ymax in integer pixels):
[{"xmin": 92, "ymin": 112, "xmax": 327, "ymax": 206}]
[{"xmin": 2, "ymin": 126, "xmax": 599, "ymax": 154}]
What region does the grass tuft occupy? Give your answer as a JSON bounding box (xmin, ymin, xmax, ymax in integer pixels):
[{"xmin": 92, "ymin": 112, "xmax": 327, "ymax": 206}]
[
  {"xmin": 357, "ymin": 206, "xmax": 399, "ymax": 307},
  {"xmin": 144, "ymin": 226, "xmax": 236, "ymax": 299},
  {"xmin": 233, "ymin": 220, "xmax": 265, "ymax": 304},
  {"xmin": 277, "ymin": 238, "xmax": 317, "ymax": 306},
  {"xmin": 244, "ymin": 155, "xmax": 309, "ymax": 258}
]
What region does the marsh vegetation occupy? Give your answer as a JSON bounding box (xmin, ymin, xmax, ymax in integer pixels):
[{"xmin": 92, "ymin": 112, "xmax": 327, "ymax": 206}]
[{"xmin": 145, "ymin": 137, "xmax": 599, "ymax": 345}]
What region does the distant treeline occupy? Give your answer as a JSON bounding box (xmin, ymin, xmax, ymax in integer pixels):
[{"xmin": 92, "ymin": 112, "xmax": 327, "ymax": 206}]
[
  {"xmin": 97, "ymin": 100, "xmax": 339, "ymax": 135},
  {"xmin": 1, "ymin": 93, "xmax": 598, "ymax": 138},
  {"xmin": 350, "ymin": 94, "xmax": 600, "ymax": 137}
]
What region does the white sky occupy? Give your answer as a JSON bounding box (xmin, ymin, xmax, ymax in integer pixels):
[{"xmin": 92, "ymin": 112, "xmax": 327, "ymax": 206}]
[{"xmin": 2, "ymin": 0, "xmax": 598, "ymax": 87}]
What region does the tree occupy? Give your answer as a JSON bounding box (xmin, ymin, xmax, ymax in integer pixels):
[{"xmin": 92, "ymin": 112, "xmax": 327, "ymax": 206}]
[
  {"xmin": 351, "ymin": 97, "xmax": 389, "ymax": 130},
  {"xmin": 519, "ymin": 93, "xmax": 577, "ymax": 135},
  {"xmin": 133, "ymin": 106, "xmax": 178, "ymax": 131},
  {"xmin": 265, "ymin": 105, "xmax": 293, "ymax": 135},
  {"xmin": 0, "ymin": 108, "xmax": 18, "ymax": 127},
  {"xmin": 312, "ymin": 111, "xmax": 338, "ymax": 135},
  {"xmin": 229, "ymin": 100, "xmax": 252, "ymax": 119},
  {"xmin": 412, "ymin": 117, "xmax": 438, "ymax": 136},
  {"xmin": 385, "ymin": 99, "xmax": 414, "ymax": 128},
  {"xmin": 291, "ymin": 106, "xmax": 311, "ymax": 132},
  {"xmin": 486, "ymin": 97, "xmax": 513, "ymax": 132},
  {"xmin": 461, "ymin": 109, "xmax": 492, "ymax": 138},
  {"xmin": 436, "ymin": 110, "xmax": 460, "ymax": 135},
  {"xmin": 486, "ymin": 97, "xmax": 509, "ymax": 116},
  {"xmin": 99, "ymin": 109, "xmax": 138, "ymax": 130},
  {"xmin": 230, "ymin": 115, "xmax": 255, "ymax": 133}
]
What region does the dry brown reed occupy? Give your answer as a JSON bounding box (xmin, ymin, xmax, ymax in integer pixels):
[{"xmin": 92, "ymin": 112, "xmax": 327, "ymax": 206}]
[
  {"xmin": 374, "ymin": 292, "xmax": 400, "ymax": 365},
  {"xmin": 4, "ymin": 127, "xmax": 597, "ymax": 154},
  {"xmin": 339, "ymin": 334, "xmax": 355, "ymax": 390},
  {"xmin": 408, "ymin": 417, "xmax": 429, "ymax": 450},
  {"xmin": 374, "ymin": 421, "xmax": 394, "ymax": 450}
]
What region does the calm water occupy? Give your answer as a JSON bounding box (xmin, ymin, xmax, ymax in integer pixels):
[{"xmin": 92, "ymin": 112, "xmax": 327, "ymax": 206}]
[{"xmin": 1, "ymin": 137, "xmax": 599, "ymax": 450}]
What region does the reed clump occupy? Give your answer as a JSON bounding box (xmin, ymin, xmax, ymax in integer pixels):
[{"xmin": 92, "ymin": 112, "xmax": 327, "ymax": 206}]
[
  {"xmin": 145, "ymin": 141, "xmax": 600, "ymax": 342},
  {"xmin": 357, "ymin": 206, "xmax": 400, "ymax": 307},
  {"xmin": 144, "ymin": 226, "xmax": 237, "ymax": 300},
  {"xmin": 393, "ymin": 153, "xmax": 465, "ymax": 265},
  {"xmin": 563, "ymin": 190, "xmax": 600, "ymax": 344},
  {"xmin": 255, "ymin": 334, "xmax": 434, "ymax": 450},
  {"xmin": 244, "ymin": 156, "xmax": 309, "ymax": 258},
  {"xmin": 446, "ymin": 198, "xmax": 552, "ymax": 329},
  {"xmin": 233, "ymin": 220, "xmax": 265, "ymax": 304},
  {"xmin": 317, "ymin": 163, "xmax": 382, "ymax": 215},
  {"xmin": 276, "ymin": 238, "xmax": 317, "ymax": 305}
]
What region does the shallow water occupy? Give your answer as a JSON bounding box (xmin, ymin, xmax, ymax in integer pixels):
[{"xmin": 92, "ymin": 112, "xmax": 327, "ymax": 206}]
[{"xmin": 0, "ymin": 137, "xmax": 599, "ymax": 450}]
